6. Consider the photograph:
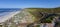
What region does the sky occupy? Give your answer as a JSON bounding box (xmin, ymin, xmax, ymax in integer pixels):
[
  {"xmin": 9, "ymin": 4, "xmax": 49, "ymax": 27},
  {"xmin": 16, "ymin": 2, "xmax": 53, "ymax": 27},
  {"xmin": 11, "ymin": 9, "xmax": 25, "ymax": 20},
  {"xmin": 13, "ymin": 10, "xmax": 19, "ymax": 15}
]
[{"xmin": 0, "ymin": 0, "xmax": 60, "ymax": 8}]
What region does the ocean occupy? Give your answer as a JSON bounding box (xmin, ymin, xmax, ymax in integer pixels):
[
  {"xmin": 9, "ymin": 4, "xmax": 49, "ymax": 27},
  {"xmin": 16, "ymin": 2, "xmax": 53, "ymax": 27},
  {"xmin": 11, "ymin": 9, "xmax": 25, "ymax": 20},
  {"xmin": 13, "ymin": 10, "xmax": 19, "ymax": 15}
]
[
  {"xmin": 0, "ymin": 8, "xmax": 21, "ymax": 17},
  {"xmin": 0, "ymin": 8, "xmax": 21, "ymax": 22}
]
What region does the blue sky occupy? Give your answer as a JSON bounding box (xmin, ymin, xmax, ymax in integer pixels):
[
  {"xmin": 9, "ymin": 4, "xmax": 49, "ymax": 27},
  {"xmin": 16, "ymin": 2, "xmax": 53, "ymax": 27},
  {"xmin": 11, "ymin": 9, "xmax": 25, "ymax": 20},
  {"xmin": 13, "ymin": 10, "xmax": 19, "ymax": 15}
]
[{"xmin": 0, "ymin": 0, "xmax": 60, "ymax": 8}]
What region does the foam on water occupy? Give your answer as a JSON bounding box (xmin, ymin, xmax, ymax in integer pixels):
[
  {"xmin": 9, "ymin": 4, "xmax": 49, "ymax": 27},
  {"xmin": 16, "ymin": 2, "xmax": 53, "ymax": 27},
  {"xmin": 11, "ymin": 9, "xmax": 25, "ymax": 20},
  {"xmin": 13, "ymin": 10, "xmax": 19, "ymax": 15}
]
[{"xmin": 0, "ymin": 8, "xmax": 21, "ymax": 23}]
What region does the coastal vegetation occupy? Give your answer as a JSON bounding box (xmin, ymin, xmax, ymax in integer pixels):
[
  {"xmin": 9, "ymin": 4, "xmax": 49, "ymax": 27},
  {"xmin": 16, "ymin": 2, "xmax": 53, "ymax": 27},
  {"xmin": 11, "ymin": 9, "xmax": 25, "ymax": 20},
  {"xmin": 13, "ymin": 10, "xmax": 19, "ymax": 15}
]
[{"xmin": 25, "ymin": 7, "xmax": 60, "ymax": 23}]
